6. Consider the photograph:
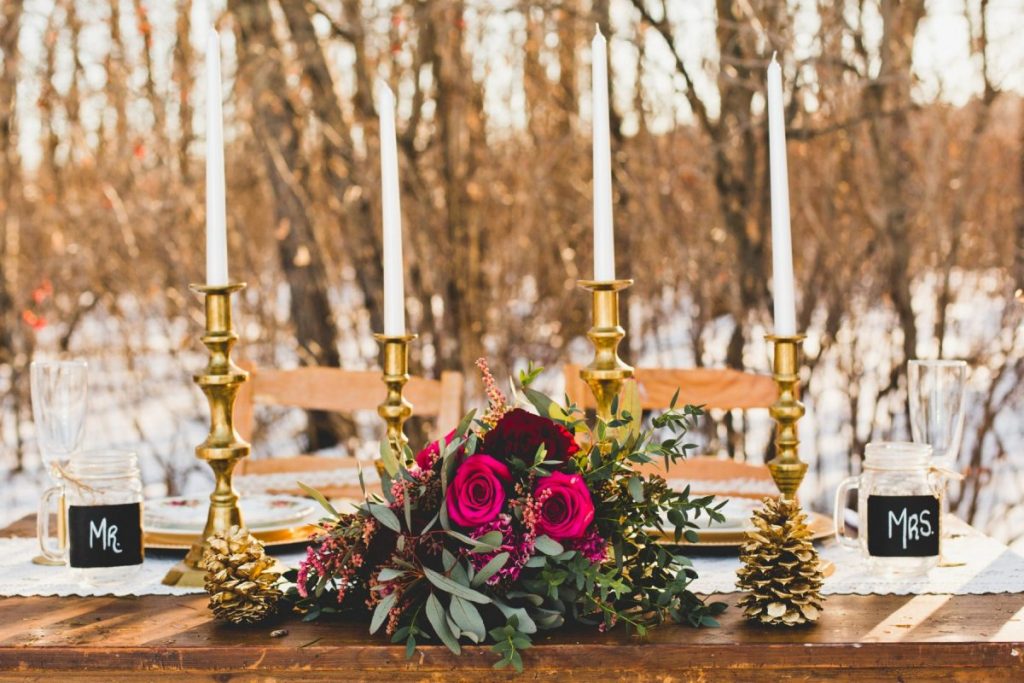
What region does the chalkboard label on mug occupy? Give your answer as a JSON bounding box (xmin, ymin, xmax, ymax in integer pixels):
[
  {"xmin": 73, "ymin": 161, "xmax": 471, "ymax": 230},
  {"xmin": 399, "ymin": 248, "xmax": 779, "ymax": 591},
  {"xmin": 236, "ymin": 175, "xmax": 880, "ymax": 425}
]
[
  {"xmin": 866, "ymin": 495, "xmax": 940, "ymax": 557},
  {"xmin": 68, "ymin": 503, "xmax": 144, "ymax": 568}
]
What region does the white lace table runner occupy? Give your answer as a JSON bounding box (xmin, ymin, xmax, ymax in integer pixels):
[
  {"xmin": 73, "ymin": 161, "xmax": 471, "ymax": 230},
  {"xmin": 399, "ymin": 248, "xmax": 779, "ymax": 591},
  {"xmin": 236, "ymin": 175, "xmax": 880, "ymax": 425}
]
[
  {"xmin": 689, "ymin": 517, "xmax": 1024, "ymax": 595},
  {"xmin": 2, "ymin": 518, "xmax": 1021, "ymax": 598},
  {"xmin": 0, "ymin": 537, "xmax": 306, "ymax": 598}
]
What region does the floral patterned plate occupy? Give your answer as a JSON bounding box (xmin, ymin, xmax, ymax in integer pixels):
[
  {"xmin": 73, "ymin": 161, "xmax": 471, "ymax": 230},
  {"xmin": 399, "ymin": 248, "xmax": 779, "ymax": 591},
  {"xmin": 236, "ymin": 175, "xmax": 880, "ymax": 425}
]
[{"xmin": 144, "ymin": 494, "xmax": 316, "ymax": 534}]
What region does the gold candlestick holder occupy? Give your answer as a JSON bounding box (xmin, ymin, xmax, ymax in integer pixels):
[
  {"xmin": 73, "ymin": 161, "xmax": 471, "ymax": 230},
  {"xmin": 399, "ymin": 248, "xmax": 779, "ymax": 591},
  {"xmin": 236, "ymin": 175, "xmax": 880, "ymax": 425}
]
[
  {"xmin": 766, "ymin": 334, "xmax": 808, "ymax": 500},
  {"xmin": 578, "ymin": 279, "xmax": 634, "ymax": 422},
  {"xmin": 374, "ymin": 333, "xmax": 417, "ymax": 474},
  {"xmin": 163, "ymin": 283, "xmax": 251, "ymax": 587},
  {"xmin": 736, "ymin": 333, "xmax": 825, "ymax": 627}
]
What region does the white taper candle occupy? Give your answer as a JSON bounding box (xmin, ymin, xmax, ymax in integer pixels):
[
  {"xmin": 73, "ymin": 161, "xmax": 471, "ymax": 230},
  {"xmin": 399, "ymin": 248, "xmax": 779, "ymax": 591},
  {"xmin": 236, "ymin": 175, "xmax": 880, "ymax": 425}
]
[
  {"xmin": 205, "ymin": 27, "xmax": 228, "ymax": 287},
  {"xmin": 767, "ymin": 53, "xmax": 796, "ymax": 336},
  {"xmin": 378, "ymin": 82, "xmax": 406, "ymax": 336},
  {"xmin": 592, "ymin": 25, "xmax": 615, "ymax": 281}
]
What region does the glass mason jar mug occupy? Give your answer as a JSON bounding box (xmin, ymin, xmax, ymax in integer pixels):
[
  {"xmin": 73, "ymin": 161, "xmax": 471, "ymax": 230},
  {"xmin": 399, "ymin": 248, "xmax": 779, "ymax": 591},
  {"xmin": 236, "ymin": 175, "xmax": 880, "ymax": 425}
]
[
  {"xmin": 833, "ymin": 442, "xmax": 942, "ymax": 575},
  {"xmin": 38, "ymin": 450, "xmax": 145, "ymax": 584}
]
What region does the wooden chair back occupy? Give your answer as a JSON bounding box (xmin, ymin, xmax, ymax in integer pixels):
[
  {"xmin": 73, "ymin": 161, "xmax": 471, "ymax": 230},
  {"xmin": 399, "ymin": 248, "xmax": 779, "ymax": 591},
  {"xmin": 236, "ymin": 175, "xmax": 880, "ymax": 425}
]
[
  {"xmin": 562, "ymin": 365, "xmax": 777, "ymax": 411},
  {"xmin": 234, "ymin": 364, "xmax": 464, "ymax": 445},
  {"xmin": 563, "ymin": 364, "xmax": 778, "ymax": 492}
]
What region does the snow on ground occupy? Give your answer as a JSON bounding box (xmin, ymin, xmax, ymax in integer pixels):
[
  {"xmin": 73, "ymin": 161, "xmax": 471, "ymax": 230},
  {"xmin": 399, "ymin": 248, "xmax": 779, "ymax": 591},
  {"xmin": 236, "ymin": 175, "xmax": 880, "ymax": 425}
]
[{"xmin": 2, "ymin": 270, "xmax": 1023, "ymax": 551}]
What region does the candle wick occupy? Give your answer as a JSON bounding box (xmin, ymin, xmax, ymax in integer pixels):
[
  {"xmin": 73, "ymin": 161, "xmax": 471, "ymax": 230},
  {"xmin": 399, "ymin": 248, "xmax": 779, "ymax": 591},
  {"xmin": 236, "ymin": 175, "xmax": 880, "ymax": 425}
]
[
  {"xmin": 595, "ymin": 22, "xmax": 603, "ymax": 38},
  {"xmin": 771, "ymin": 50, "xmax": 778, "ymax": 63}
]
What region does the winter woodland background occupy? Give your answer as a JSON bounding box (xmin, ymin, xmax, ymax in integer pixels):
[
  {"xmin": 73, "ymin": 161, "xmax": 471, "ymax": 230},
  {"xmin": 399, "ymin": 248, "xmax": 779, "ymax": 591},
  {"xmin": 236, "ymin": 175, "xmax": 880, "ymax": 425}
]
[{"xmin": 2, "ymin": 0, "xmax": 1024, "ymax": 546}]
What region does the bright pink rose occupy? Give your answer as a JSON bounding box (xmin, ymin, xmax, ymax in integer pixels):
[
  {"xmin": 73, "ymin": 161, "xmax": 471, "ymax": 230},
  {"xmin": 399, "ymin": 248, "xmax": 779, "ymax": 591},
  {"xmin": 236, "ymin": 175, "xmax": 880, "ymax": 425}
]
[
  {"xmin": 534, "ymin": 471, "xmax": 594, "ymax": 540},
  {"xmin": 447, "ymin": 454, "xmax": 511, "ymax": 528}
]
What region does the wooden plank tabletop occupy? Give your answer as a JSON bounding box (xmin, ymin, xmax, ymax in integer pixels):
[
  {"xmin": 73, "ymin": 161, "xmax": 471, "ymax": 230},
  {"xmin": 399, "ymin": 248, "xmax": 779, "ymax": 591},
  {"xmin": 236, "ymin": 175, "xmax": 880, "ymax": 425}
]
[{"xmin": 1, "ymin": 519, "xmax": 1023, "ymax": 681}]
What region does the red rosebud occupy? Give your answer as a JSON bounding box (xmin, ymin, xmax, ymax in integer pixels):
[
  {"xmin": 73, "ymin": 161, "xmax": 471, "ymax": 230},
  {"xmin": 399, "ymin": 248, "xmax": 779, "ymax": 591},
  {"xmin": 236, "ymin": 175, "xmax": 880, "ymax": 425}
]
[
  {"xmin": 414, "ymin": 430, "xmax": 459, "ymax": 470},
  {"xmin": 481, "ymin": 408, "xmax": 580, "ymax": 466}
]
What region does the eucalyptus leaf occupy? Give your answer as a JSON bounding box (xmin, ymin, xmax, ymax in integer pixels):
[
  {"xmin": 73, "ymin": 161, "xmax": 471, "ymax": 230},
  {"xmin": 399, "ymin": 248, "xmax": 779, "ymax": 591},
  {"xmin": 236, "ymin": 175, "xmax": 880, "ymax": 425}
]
[
  {"xmin": 493, "ymin": 599, "xmax": 538, "ymax": 634},
  {"xmin": 628, "ymin": 475, "xmax": 644, "ymax": 503},
  {"xmin": 533, "ymin": 534, "xmax": 564, "ymax": 555},
  {"xmin": 403, "ymin": 489, "xmax": 412, "ymax": 529},
  {"xmin": 378, "ymin": 439, "xmax": 400, "ymax": 477},
  {"xmin": 422, "ymin": 566, "xmax": 492, "ymax": 604},
  {"xmin": 442, "ymin": 548, "xmax": 457, "ymax": 572},
  {"xmin": 425, "ymin": 593, "xmax": 461, "ymax": 654},
  {"xmin": 376, "ymin": 567, "xmax": 406, "ymax": 582},
  {"xmin": 475, "ymin": 530, "xmax": 503, "ymax": 548},
  {"xmin": 367, "ymin": 503, "xmax": 401, "ymax": 532},
  {"xmin": 470, "ymin": 551, "xmax": 509, "ymax": 587},
  {"xmin": 369, "ymin": 590, "xmax": 397, "ymax": 634},
  {"xmin": 455, "ymin": 409, "xmax": 477, "ymax": 438},
  {"xmin": 523, "ymin": 387, "xmax": 555, "ymax": 418},
  {"xmin": 446, "ymin": 529, "xmax": 502, "ymax": 553},
  {"xmin": 297, "ymin": 481, "xmax": 339, "ymax": 518},
  {"xmin": 449, "ymin": 595, "xmax": 486, "ymax": 642}
]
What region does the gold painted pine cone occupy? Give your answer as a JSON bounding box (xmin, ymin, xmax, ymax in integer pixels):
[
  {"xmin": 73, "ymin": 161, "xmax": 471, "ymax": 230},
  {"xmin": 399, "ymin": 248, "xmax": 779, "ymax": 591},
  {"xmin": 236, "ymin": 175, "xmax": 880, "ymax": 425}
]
[
  {"xmin": 736, "ymin": 496, "xmax": 825, "ymax": 626},
  {"xmin": 201, "ymin": 525, "xmax": 283, "ymax": 625}
]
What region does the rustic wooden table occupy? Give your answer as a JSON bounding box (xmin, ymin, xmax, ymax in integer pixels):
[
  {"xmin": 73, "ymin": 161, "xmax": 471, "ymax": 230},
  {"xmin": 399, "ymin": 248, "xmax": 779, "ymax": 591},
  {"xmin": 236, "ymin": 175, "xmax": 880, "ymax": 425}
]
[{"xmin": 1, "ymin": 518, "xmax": 1023, "ymax": 681}]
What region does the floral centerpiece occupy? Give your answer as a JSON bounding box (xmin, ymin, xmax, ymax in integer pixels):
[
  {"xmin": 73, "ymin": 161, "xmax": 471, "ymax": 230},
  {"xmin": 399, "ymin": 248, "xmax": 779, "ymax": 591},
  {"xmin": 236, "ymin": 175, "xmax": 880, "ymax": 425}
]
[{"xmin": 285, "ymin": 360, "xmax": 725, "ymax": 671}]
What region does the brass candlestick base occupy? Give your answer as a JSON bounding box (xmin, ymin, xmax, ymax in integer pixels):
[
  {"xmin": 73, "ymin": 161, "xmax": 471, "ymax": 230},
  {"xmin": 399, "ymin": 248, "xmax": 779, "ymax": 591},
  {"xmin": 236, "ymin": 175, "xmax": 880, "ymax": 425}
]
[
  {"xmin": 578, "ymin": 279, "xmax": 634, "ymax": 423},
  {"xmin": 374, "ymin": 333, "xmax": 417, "ymax": 476},
  {"xmin": 163, "ymin": 283, "xmax": 251, "ymax": 587},
  {"xmin": 766, "ymin": 335, "xmax": 808, "ymax": 500}
]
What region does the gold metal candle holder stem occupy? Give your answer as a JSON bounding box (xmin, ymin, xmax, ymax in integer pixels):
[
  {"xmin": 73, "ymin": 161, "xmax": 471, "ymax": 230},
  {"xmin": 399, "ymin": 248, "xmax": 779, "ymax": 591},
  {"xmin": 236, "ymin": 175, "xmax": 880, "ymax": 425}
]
[
  {"xmin": 766, "ymin": 334, "xmax": 808, "ymax": 501},
  {"xmin": 374, "ymin": 333, "xmax": 417, "ymax": 469},
  {"xmin": 163, "ymin": 283, "xmax": 251, "ymax": 587},
  {"xmin": 578, "ymin": 279, "xmax": 634, "ymax": 422}
]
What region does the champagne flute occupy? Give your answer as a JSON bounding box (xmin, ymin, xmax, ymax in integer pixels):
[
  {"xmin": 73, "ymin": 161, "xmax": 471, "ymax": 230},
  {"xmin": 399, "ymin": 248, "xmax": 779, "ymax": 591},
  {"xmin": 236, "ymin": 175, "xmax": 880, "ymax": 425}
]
[
  {"xmin": 908, "ymin": 359, "xmax": 967, "ymax": 564},
  {"xmin": 30, "ymin": 359, "xmax": 89, "ymax": 566}
]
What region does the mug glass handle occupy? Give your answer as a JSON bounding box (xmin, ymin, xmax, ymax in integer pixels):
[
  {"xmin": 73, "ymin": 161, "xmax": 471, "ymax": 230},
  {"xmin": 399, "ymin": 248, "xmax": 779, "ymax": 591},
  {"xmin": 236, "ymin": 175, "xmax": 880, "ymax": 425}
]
[
  {"xmin": 37, "ymin": 485, "xmax": 65, "ymax": 562},
  {"xmin": 833, "ymin": 476, "xmax": 860, "ymax": 549}
]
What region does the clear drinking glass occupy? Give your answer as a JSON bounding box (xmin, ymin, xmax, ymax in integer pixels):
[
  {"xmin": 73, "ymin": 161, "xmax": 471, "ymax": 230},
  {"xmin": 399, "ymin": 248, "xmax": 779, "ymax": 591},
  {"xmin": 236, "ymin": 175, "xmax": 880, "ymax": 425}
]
[
  {"xmin": 908, "ymin": 359, "xmax": 967, "ymax": 557},
  {"xmin": 908, "ymin": 359, "xmax": 967, "ymax": 468},
  {"xmin": 30, "ymin": 359, "xmax": 89, "ymax": 566}
]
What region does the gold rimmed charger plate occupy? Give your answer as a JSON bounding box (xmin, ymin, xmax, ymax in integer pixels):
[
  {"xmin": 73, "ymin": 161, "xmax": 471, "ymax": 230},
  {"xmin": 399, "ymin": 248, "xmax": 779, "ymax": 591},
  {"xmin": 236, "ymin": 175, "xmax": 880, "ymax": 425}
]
[
  {"xmin": 653, "ymin": 511, "xmax": 834, "ymax": 548},
  {"xmin": 144, "ymin": 523, "xmax": 318, "ymax": 550}
]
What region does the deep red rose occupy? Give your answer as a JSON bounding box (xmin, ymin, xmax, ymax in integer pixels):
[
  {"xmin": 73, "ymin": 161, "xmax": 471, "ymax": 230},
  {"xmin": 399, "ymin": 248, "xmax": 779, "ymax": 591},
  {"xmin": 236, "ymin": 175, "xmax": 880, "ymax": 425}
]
[
  {"xmin": 534, "ymin": 471, "xmax": 594, "ymax": 541},
  {"xmin": 447, "ymin": 454, "xmax": 511, "ymax": 528},
  {"xmin": 481, "ymin": 408, "xmax": 580, "ymax": 466},
  {"xmin": 415, "ymin": 430, "xmax": 458, "ymax": 470}
]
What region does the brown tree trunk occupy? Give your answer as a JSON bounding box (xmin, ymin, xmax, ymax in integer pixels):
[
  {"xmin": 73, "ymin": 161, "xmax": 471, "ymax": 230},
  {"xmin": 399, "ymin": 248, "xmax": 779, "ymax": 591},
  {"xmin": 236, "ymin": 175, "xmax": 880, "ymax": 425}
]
[
  {"xmin": 865, "ymin": 0, "xmax": 926, "ymax": 394},
  {"xmin": 229, "ymin": 0, "xmax": 343, "ymax": 451},
  {"xmin": 433, "ymin": 1, "xmax": 486, "ymax": 373},
  {"xmin": 280, "ymin": 0, "xmax": 384, "ymax": 335},
  {"xmin": 628, "ymin": 0, "xmax": 771, "ymax": 458},
  {"xmin": 172, "ymin": 0, "xmax": 194, "ymax": 182}
]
